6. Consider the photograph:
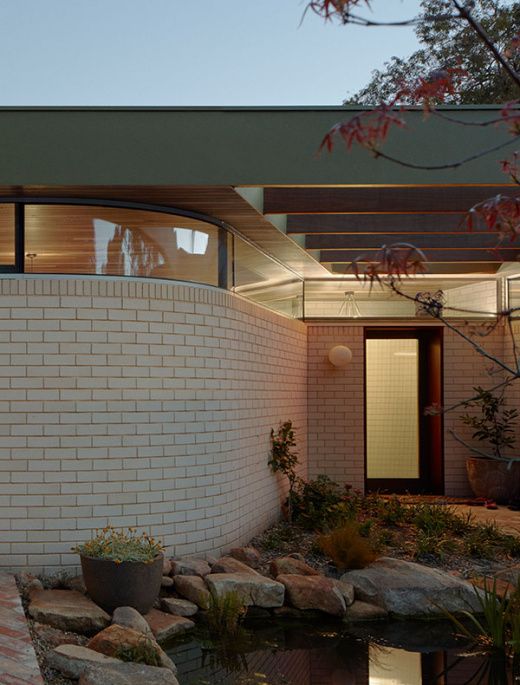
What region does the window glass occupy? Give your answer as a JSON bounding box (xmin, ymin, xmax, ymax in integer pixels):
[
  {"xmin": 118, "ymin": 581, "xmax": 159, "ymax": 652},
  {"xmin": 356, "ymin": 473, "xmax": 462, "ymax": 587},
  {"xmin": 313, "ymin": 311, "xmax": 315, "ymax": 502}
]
[
  {"xmin": 24, "ymin": 204, "xmax": 219, "ymax": 286},
  {"xmin": 233, "ymin": 235, "xmax": 303, "ymax": 317}
]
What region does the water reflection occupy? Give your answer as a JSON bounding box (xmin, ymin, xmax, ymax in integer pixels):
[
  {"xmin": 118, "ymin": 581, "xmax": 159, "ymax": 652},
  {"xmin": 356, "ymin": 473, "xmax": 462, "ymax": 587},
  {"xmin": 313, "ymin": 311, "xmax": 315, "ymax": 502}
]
[{"xmin": 168, "ymin": 620, "xmax": 518, "ymax": 685}]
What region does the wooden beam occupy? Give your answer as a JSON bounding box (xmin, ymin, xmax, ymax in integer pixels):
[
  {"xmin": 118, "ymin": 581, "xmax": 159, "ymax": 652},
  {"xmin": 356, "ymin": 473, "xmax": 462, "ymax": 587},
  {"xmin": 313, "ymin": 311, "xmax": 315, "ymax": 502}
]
[
  {"xmin": 306, "ymin": 233, "xmax": 512, "ymax": 250},
  {"xmin": 264, "ymin": 186, "xmax": 517, "ymax": 214},
  {"xmin": 287, "ymin": 213, "xmax": 485, "ymax": 234},
  {"xmin": 319, "ymin": 248, "xmax": 520, "ymax": 263}
]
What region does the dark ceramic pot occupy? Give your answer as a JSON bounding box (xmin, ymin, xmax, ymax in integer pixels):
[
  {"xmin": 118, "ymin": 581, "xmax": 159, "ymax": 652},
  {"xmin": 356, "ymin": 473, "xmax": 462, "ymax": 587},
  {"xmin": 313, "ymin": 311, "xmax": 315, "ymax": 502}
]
[
  {"xmin": 80, "ymin": 553, "xmax": 163, "ymax": 614},
  {"xmin": 466, "ymin": 457, "xmax": 520, "ymax": 503}
]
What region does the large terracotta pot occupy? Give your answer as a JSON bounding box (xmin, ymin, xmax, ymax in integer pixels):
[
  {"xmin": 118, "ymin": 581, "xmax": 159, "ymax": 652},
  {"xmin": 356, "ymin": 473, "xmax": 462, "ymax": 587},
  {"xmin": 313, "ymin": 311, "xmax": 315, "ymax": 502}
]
[
  {"xmin": 80, "ymin": 553, "xmax": 163, "ymax": 614},
  {"xmin": 466, "ymin": 457, "xmax": 520, "ymax": 503}
]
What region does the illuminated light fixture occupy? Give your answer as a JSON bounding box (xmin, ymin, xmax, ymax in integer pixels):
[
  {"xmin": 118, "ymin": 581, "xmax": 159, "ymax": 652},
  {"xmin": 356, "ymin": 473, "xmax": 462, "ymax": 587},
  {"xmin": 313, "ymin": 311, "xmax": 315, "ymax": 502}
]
[
  {"xmin": 338, "ymin": 291, "xmax": 361, "ymax": 318},
  {"xmin": 328, "ymin": 344, "xmax": 353, "ymax": 368}
]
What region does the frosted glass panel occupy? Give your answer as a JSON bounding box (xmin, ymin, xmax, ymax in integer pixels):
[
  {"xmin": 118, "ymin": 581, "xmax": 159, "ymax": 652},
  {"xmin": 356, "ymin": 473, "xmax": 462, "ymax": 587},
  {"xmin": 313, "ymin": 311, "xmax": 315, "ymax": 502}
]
[{"xmin": 366, "ymin": 338, "xmax": 419, "ymax": 479}]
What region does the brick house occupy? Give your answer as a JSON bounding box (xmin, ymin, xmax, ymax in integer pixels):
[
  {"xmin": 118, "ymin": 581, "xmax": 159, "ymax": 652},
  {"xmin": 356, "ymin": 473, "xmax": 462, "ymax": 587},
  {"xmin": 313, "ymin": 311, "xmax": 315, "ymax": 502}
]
[{"xmin": 0, "ymin": 106, "xmax": 517, "ymax": 571}]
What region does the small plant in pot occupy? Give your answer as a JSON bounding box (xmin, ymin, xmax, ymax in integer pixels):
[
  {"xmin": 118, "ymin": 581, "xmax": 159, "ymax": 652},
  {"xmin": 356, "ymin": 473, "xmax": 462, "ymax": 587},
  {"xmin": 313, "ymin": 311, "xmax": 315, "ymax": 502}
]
[
  {"xmin": 74, "ymin": 526, "xmax": 164, "ymax": 614},
  {"xmin": 453, "ymin": 386, "xmax": 520, "ymax": 503}
]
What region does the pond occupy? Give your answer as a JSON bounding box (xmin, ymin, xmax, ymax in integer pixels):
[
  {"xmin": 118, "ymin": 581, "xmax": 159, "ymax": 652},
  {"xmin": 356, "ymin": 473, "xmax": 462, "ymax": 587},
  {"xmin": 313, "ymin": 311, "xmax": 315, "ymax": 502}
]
[{"xmin": 166, "ymin": 618, "xmax": 519, "ymax": 685}]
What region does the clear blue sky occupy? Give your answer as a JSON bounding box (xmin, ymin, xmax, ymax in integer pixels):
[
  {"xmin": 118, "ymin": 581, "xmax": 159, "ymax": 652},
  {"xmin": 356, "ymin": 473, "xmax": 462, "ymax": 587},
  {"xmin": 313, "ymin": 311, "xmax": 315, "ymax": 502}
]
[{"xmin": 0, "ymin": 0, "xmax": 424, "ymax": 105}]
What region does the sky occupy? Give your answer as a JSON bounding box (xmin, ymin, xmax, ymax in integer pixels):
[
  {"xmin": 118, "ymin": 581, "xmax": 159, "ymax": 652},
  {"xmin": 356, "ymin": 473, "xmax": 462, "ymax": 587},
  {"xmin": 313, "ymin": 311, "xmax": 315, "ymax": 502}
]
[{"xmin": 0, "ymin": 0, "xmax": 425, "ymax": 106}]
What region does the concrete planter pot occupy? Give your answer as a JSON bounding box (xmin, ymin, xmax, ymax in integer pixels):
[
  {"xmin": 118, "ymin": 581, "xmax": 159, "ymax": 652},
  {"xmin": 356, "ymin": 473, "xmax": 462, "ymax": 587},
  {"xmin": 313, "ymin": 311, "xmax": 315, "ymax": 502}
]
[
  {"xmin": 466, "ymin": 457, "xmax": 520, "ymax": 503},
  {"xmin": 80, "ymin": 553, "xmax": 163, "ymax": 614}
]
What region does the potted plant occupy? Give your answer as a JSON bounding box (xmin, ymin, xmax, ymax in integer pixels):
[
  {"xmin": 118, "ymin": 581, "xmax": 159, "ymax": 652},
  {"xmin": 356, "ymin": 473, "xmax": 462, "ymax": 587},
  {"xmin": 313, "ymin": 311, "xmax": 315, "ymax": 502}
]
[
  {"xmin": 453, "ymin": 386, "xmax": 520, "ymax": 503},
  {"xmin": 74, "ymin": 526, "xmax": 164, "ymax": 614}
]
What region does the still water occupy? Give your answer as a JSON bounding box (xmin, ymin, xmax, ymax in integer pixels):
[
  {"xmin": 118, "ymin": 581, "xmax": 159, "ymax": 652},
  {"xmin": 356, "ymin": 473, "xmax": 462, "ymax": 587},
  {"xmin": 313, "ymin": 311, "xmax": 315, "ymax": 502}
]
[{"xmin": 167, "ymin": 619, "xmax": 517, "ymax": 685}]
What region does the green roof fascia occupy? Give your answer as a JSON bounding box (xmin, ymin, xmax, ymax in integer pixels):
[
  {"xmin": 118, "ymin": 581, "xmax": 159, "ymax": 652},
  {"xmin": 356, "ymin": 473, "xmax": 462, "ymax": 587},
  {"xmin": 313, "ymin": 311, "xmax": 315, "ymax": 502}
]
[{"xmin": 0, "ymin": 105, "xmax": 514, "ymax": 186}]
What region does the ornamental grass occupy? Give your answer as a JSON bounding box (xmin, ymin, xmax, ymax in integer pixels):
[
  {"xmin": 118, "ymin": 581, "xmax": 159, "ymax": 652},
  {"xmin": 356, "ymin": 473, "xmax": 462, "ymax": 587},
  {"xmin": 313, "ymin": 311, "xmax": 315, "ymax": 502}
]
[{"xmin": 73, "ymin": 526, "xmax": 164, "ymax": 563}]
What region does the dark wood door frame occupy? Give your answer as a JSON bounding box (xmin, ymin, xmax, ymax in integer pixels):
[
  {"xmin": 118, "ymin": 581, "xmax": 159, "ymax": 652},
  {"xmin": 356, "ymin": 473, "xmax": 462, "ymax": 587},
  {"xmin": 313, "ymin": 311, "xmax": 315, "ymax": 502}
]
[{"xmin": 364, "ymin": 327, "xmax": 444, "ymax": 495}]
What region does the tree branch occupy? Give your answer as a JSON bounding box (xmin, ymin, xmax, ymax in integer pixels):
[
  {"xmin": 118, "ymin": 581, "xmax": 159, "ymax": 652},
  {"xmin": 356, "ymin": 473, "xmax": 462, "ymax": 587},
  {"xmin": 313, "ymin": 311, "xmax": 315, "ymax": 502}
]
[
  {"xmin": 449, "ymin": 428, "xmax": 520, "ymax": 462},
  {"xmin": 451, "ymin": 0, "xmax": 520, "ymax": 90}
]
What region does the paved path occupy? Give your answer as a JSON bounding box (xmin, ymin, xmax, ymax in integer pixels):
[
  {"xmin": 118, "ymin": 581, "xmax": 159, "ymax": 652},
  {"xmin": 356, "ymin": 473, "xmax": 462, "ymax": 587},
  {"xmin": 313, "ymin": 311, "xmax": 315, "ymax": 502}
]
[
  {"xmin": 0, "ymin": 574, "xmax": 43, "ymax": 685},
  {"xmin": 451, "ymin": 503, "xmax": 520, "ymax": 537}
]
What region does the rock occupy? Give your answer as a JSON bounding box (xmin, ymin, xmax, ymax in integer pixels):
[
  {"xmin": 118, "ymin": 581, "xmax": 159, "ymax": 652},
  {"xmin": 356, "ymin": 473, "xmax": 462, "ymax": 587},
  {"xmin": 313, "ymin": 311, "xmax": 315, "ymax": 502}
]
[
  {"xmin": 229, "ymin": 546, "xmax": 262, "ymax": 569},
  {"xmin": 162, "ymin": 558, "xmax": 172, "ymax": 576},
  {"xmin": 333, "ymin": 579, "xmax": 355, "ymax": 607},
  {"xmin": 211, "ymin": 556, "xmax": 260, "ymax": 575},
  {"xmin": 269, "ymin": 556, "xmax": 319, "ymax": 577},
  {"xmin": 112, "ymin": 606, "xmax": 154, "ymax": 640},
  {"xmin": 87, "ymin": 624, "xmax": 176, "ymax": 674},
  {"xmin": 161, "ymin": 576, "xmax": 174, "ymax": 588},
  {"xmin": 144, "ymin": 608, "xmax": 195, "ymax": 642},
  {"xmin": 272, "ymin": 606, "xmax": 309, "ymax": 619},
  {"xmin": 277, "ymin": 574, "xmax": 347, "ymax": 617},
  {"xmin": 344, "ymin": 601, "xmax": 388, "ymax": 622},
  {"xmin": 17, "ymin": 571, "xmax": 44, "ymax": 598},
  {"xmin": 29, "ymin": 589, "xmax": 110, "ymax": 634},
  {"xmin": 341, "ymin": 557, "xmax": 484, "ymax": 617},
  {"xmin": 46, "ymin": 644, "xmax": 121, "ymax": 679},
  {"xmin": 206, "ymin": 573, "xmax": 285, "ymax": 608},
  {"xmin": 33, "ymin": 622, "xmax": 85, "ymax": 648},
  {"xmin": 63, "ymin": 575, "xmax": 87, "ymax": 594},
  {"xmin": 161, "ymin": 597, "xmax": 198, "ymax": 617},
  {"xmin": 170, "ymin": 558, "xmax": 211, "ymax": 577},
  {"xmin": 174, "ymin": 575, "xmax": 210, "ymax": 608},
  {"xmin": 80, "ymin": 662, "xmax": 179, "ymax": 685}
]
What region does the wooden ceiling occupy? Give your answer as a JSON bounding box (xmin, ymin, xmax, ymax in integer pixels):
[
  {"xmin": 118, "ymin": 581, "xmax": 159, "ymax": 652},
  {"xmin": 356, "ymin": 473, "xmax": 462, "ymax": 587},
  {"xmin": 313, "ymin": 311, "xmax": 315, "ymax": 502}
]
[
  {"xmin": 261, "ymin": 185, "xmax": 520, "ymax": 275},
  {"xmin": 1, "ymin": 184, "xmax": 518, "ymax": 278}
]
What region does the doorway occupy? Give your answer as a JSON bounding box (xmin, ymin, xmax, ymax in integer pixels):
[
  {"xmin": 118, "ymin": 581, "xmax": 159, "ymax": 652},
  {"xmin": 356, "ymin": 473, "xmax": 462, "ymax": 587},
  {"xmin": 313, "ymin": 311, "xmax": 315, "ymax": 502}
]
[{"xmin": 364, "ymin": 328, "xmax": 443, "ymax": 494}]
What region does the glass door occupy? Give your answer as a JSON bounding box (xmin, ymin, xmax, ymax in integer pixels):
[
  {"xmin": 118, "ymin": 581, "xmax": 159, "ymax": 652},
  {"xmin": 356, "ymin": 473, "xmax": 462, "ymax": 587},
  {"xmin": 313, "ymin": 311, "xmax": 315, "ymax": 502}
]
[{"xmin": 365, "ymin": 328, "xmax": 443, "ymax": 494}]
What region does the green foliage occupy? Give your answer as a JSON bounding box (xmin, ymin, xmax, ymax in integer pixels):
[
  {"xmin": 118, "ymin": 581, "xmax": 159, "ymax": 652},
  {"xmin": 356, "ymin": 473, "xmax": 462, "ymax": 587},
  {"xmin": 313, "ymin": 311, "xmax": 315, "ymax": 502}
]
[
  {"xmin": 291, "ymin": 475, "xmax": 350, "ymax": 530},
  {"xmin": 269, "ymin": 421, "xmax": 299, "ymax": 521},
  {"xmin": 115, "ymin": 636, "xmax": 162, "ymax": 667},
  {"xmin": 205, "ymin": 591, "xmax": 247, "ymax": 638},
  {"xmin": 317, "ymin": 521, "xmax": 378, "ymax": 570},
  {"xmin": 73, "ymin": 526, "xmax": 164, "ymax": 563},
  {"xmin": 461, "ymin": 386, "xmax": 518, "ymax": 459},
  {"xmin": 347, "ymin": 0, "xmax": 520, "ymax": 105},
  {"xmin": 414, "ymin": 529, "xmax": 455, "ymax": 560},
  {"xmin": 413, "ymin": 503, "xmax": 473, "ymax": 537}
]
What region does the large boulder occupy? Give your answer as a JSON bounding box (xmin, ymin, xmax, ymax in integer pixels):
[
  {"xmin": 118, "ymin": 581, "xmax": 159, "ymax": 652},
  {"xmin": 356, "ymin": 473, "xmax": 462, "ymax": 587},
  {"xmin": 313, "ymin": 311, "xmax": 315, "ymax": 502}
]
[
  {"xmin": 144, "ymin": 608, "xmax": 195, "ymax": 642},
  {"xmin": 29, "ymin": 589, "xmax": 110, "ymax": 634},
  {"xmin": 341, "ymin": 557, "xmax": 483, "ymax": 617},
  {"xmin": 170, "ymin": 558, "xmax": 211, "ymax": 577},
  {"xmin": 112, "ymin": 606, "xmax": 154, "ymax": 640},
  {"xmin": 344, "ymin": 601, "xmax": 388, "ymax": 622},
  {"xmin": 46, "ymin": 644, "xmax": 121, "ymax": 679},
  {"xmin": 269, "ymin": 556, "xmax": 319, "ymax": 577},
  {"xmin": 211, "ymin": 556, "xmax": 260, "ymax": 575},
  {"xmin": 87, "ymin": 624, "xmax": 176, "ymax": 673},
  {"xmin": 229, "ymin": 547, "xmax": 262, "ymax": 569},
  {"xmin": 161, "ymin": 597, "xmax": 198, "ymax": 617},
  {"xmin": 79, "ymin": 662, "xmax": 179, "ymax": 685},
  {"xmin": 206, "ymin": 573, "xmax": 284, "ymax": 608},
  {"xmin": 174, "ymin": 575, "xmax": 210, "ymax": 608},
  {"xmin": 277, "ymin": 574, "xmax": 352, "ymax": 617}
]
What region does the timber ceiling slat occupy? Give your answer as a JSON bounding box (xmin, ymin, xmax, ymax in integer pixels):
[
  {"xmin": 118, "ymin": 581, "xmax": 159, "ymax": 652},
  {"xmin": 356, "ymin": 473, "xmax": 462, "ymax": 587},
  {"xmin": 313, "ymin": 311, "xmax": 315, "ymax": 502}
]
[
  {"xmin": 320, "ymin": 248, "xmax": 519, "ymax": 263},
  {"xmin": 264, "ymin": 186, "xmax": 517, "ymax": 214},
  {"xmin": 306, "ymin": 233, "xmax": 511, "ymax": 250},
  {"xmin": 287, "ymin": 213, "xmax": 488, "ymax": 234}
]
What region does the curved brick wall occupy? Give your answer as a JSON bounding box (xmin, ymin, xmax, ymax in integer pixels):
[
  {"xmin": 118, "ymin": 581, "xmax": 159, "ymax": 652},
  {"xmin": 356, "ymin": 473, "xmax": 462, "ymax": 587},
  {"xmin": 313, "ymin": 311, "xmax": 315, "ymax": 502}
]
[{"xmin": 0, "ymin": 276, "xmax": 307, "ymax": 572}]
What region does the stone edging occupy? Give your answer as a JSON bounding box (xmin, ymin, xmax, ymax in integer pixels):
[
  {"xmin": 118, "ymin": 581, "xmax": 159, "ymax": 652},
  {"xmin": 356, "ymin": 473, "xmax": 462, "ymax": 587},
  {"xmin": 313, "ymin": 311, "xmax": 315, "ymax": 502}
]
[{"xmin": 0, "ymin": 573, "xmax": 44, "ymax": 684}]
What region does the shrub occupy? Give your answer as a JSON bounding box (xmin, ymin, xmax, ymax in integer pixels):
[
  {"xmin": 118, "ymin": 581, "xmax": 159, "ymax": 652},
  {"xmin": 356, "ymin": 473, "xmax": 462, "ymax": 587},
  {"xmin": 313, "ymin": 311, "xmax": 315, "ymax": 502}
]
[
  {"xmin": 73, "ymin": 526, "xmax": 164, "ymax": 563},
  {"xmin": 317, "ymin": 522, "xmax": 378, "ymax": 570},
  {"xmin": 291, "ymin": 475, "xmax": 349, "ymax": 531},
  {"xmin": 269, "ymin": 420, "xmax": 299, "ymax": 522}
]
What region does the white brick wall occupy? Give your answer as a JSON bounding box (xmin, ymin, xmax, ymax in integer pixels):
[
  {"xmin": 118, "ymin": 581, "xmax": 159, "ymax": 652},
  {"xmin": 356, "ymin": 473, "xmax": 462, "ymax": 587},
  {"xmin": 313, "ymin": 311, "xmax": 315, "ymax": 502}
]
[
  {"xmin": 0, "ymin": 276, "xmax": 307, "ymax": 572},
  {"xmin": 307, "ymin": 321, "xmax": 509, "ymax": 497}
]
